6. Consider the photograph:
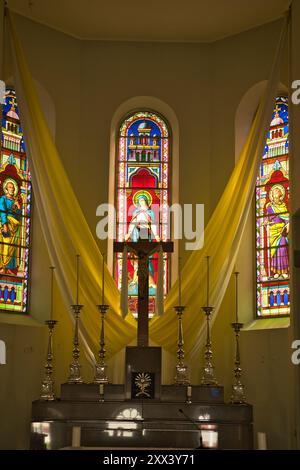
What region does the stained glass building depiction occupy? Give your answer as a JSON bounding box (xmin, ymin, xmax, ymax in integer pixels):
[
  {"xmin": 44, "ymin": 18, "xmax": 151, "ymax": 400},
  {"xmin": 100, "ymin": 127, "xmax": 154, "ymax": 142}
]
[
  {"xmin": 116, "ymin": 111, "xmax": 170, "ymax": 315},
  {"xmin": 256, "ymin": 96, "xmax": 289, "ymax": 317},
  {"xmin": 0, "ymin": 88, "xmax": 32, "ymax": 313}
]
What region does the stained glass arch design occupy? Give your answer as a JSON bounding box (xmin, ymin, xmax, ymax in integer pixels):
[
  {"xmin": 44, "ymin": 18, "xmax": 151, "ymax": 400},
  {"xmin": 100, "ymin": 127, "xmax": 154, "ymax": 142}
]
[
  {"xmin": 0, "ymin": 87, "xmax": 32, "ymax": 313},
  {"xmin": 256, "ymin": 96, "xmax": 289, "ymax": 317},
  {"xmin": 116, "ymin": 110, "xmax": 171, "ymax": 315}
]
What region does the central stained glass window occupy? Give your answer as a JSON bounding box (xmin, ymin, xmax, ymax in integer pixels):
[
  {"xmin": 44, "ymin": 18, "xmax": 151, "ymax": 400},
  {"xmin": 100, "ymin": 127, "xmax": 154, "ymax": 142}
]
[{"xmin": 116, "ymin": 111, "xmax": 171, "ymax": 316}]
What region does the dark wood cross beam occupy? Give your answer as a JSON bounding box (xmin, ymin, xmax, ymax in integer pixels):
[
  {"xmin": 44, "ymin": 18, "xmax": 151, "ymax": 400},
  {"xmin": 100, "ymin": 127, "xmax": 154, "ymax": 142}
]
[{"xmin": 114, "ymin": 241, "xmax": 173, "ymax": 347}]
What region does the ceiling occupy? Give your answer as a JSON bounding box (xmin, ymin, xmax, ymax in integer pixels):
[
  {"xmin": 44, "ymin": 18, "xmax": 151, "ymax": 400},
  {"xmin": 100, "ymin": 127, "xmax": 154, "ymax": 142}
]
[{"xmin": 8, "ymin": 0, "xmax": 291, "ymax": 42}]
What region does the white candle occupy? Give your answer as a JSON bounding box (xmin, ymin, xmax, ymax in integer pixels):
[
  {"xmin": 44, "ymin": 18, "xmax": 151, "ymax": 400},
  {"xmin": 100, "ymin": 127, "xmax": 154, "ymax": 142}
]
[
  {"xmin": 234, "ymin": 272, "xmax": 239, "ymax": 323},
  {"xmin": 72, "ymin": 426, "xmax": 81, "ymax": 447},
  {"xmin": 50, "ymin": 266, "xmax": 55, "ymax": 320},
  {"xmin": 178, "ymin": 256, "xmax": 182, "ymax": 306},
  {"xmin": 206, "ymin": 256, "xmax": 210, "ymax": 307},
  {"xmin": 75, "ymin": 255, "xmax": 80, "ymax": 305},
  {"xmin": 187, "ymin": 385, "xmax": 192, "ymax": 397},
  {"xmin": 257, "ymin": 432, "xmax": 267, "ymax": 450},
  {"xmin": 102, "ymin": 254, "xmax": 105, "ymax": 305}
]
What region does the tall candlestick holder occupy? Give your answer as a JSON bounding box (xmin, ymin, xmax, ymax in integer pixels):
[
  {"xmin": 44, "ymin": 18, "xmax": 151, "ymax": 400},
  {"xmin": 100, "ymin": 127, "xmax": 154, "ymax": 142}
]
[
  {"xmin": 201, "ymin": 306, "xmax": 218, "ymax": 386},
  {"xmin": 93, "ymin": 304, "xmax": 109, "ymax": 384},
  {"xmin": 40, "ymin": 320, "xmax": 58, "ymax": 400},
  {"xmin": 230, "ymin": 321, "xmax": 246, "ymax": 404},
  {"xmin": 68, "ymin": 304, "xmax": 84, "ymax": 384},
  {"xmin": 174, "ymin": 306, "xmax": 190, "ymax": 385}
]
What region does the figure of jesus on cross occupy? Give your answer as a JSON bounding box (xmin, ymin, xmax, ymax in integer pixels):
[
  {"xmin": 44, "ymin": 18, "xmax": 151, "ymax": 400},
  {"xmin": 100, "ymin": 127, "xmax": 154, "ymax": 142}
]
[{"xmin": 114, "ymin": 193, "xmax": 173, "ymax": 347}]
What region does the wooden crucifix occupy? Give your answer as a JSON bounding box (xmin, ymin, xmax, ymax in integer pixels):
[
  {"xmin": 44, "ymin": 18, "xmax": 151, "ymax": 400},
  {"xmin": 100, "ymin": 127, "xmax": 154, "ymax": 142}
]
[{"xmin": 114, "ymin": 241, "xmax": 173, "ymax": 347}]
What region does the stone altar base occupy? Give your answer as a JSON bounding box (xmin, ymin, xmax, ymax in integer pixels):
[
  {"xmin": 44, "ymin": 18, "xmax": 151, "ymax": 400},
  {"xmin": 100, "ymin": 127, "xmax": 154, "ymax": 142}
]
[
  {"xmin": 31, "ymin": 346, "xmax": 252, "ymax": 449},
  {"xmin": 30, "ymin": 383, "xmax": 253, "ymax": 449}
]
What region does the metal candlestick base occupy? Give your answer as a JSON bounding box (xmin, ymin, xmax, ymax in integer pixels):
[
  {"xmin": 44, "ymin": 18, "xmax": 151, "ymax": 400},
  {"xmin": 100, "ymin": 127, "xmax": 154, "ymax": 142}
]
[
  {"xmin": 93, "ymin": 304, "xmax": 109, "ymax": 384},
  {"xmin": 94, "ymin": 363, "xmax": 108, "ymax": 384},
  {"xmin": 201, "ymin": 306, "xmax": 218, "ymax": 386},
  {"xmin": 174, "ymin": 306, "xmax": 190, "ymax": 385},
  {"xmin": 68, "ymin": 304, "xmax": 84, "ymax": 384},
  {"xmin": 231, "ymin": 322, "xmax": 246, "ymax": 404},
  {"xmin": 175, "ymin": 363, "xmax": 189, "ymax": 385},
  {"xmin": 40, "ymin": 320, "xmax": 58, "ymax": 401}
]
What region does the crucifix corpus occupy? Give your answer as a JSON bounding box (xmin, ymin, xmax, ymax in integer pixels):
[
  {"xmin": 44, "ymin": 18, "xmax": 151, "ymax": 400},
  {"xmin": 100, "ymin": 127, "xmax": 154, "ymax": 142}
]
[{"xmin": 114, "ymin": 240, "xmax": 173, "ymax": 347}]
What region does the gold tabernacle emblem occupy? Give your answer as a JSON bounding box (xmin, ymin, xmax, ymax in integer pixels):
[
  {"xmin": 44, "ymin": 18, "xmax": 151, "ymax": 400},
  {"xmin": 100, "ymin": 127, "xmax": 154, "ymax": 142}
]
[{"xmin": 134, "ymin": 372, "xmax": 152, "ymax": 398}]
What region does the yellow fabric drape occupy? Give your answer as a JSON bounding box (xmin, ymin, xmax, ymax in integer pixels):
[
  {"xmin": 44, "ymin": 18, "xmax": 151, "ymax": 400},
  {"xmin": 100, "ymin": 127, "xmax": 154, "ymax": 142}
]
[
  {"xmin": 7, "ymin": 10, "xmax": 136, "ymax": 361},
  {"xmin": 6, "ymin": 9, "xmax": 287, "ymax": 371}
]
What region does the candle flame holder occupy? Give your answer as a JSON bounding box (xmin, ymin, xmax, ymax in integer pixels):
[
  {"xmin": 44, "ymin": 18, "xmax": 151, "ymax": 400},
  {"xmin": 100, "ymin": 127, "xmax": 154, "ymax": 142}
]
[
  {"xmin": 40, "ymin": 320, "xmax": 58, "ymax": 400},
  {"xmin": 68, "ymin": 304, "xmax": 84, "ymax": 384},
  {"xmin": 93, "ymin": 304, "xmax": 109, "ymax": 384},
  {"xmin": 201, "ymin": 306, "xmax": 218, "ymax": 386},
  {"xmin": 230, "ymin": 321, "xmax": 246, "ymax": 404},
  {"xmin": 99, "ymin": 383, "xmax": 105, "ymax": 403},
  {"xmin": 186, "ymin": 385, "xmax": 192, "ymax": 404},
  {"xmin": 174, "ymin": 306, "xmax": 190, "ymax": 385}
]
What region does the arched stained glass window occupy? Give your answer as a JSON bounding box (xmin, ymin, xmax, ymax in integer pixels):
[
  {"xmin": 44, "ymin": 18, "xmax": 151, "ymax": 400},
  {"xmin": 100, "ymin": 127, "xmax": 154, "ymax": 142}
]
[
  {"xmin": 256, "ymin": 96, "xmax": 289, "ymax": 317},
  {"xmin": 0, "ymin": 88, "xmax": 32, "ymax": 313},
  {"xmin": 116, "ymin": 110, "xmax": 171, "ymax": 316}
]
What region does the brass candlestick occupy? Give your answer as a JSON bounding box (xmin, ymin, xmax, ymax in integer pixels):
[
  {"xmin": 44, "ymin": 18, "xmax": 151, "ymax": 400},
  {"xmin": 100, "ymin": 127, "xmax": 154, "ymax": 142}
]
[
  {"xmin": 93, "ymin": 304, "xmax": 109, "ymax": 384},
  {"xmin": 40, "ymin": 319, "xmax": 57, "ymax": 400},
  {"xmin": 68, "ymin": 304, "xmax": 84, "ymax": 384},
  {"xmin": 174, "ymin": 306, "xmax": 190, "ymax": 385},
  {"xmin": 201, "ymin": 306, "xmax": 218, "ymax": 385},
  {"xmin": 230, "ymin": 321, "xmax": 246, "ymax": 403},
  {"xmin": 230, "ymin": 271, "xmax": 246, "ymax": 403}
]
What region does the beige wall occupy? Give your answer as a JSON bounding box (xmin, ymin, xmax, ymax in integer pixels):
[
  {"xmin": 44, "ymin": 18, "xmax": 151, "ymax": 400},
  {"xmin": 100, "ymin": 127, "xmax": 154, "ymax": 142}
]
[{"xmin": 0, "ymin": 12, "xmax": 297, "ymax": 449}]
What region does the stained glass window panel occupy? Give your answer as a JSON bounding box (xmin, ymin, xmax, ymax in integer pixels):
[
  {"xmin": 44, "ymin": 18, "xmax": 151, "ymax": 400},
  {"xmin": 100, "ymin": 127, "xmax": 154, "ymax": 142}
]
[
  {"xmin": 256, "ymin": 96, "xmax": 289, "ymax": 317},
  {"xmin": 116, "ymin": 111, "xmax": 171, "ymax": 316},
  {"xmin": 0, "ymin": 88, "xmax": 32, "ymax": 313}
]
